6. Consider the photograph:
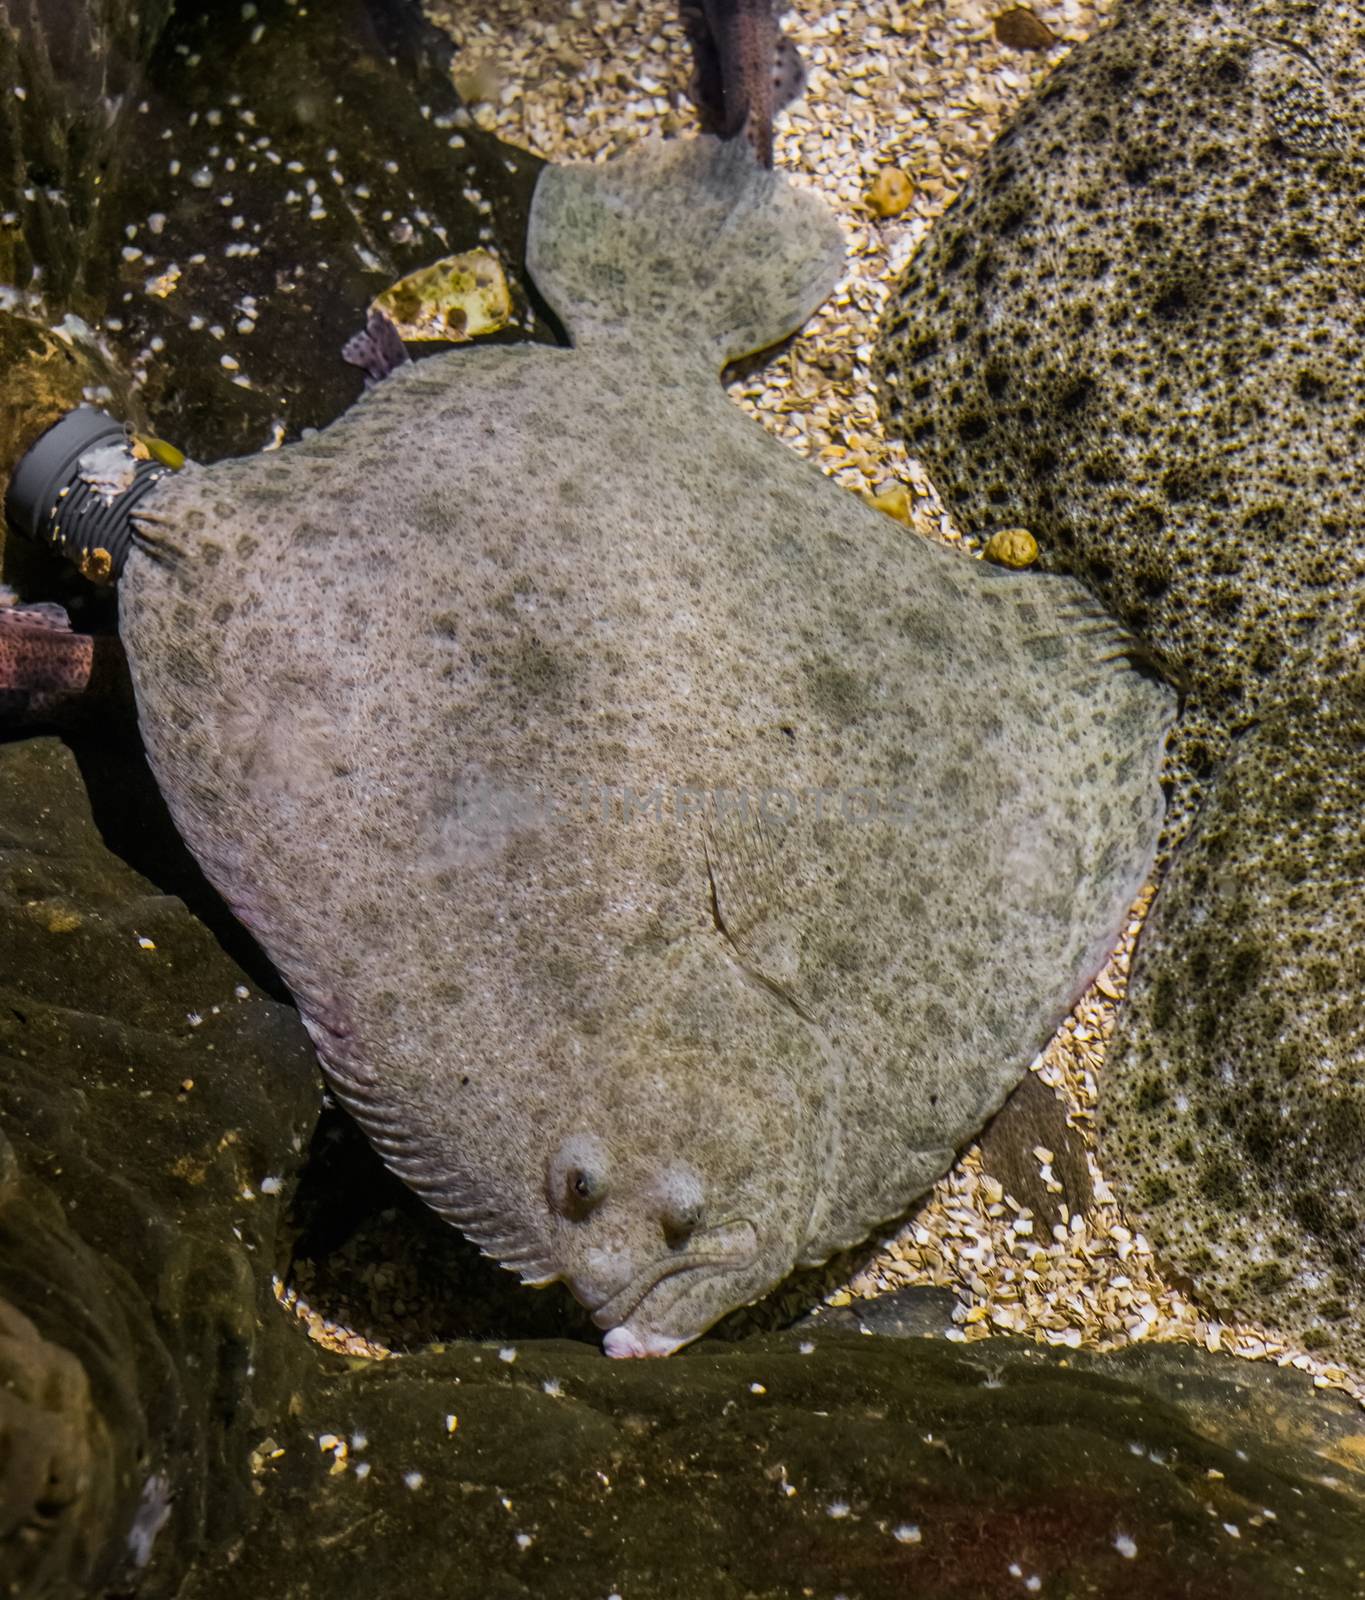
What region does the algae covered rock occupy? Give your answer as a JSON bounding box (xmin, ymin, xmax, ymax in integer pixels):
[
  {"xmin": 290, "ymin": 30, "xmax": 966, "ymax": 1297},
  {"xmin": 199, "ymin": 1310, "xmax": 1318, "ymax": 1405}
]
[
  {"xmin": 1099, "ymin": 582, "xmax": 1365, "ymax": 1364},
  {"xmin": 874, "ymin": 0, "xmax": 1365, "ymax": 798},
  {"xmin": 179, "ymin": 1323, "xmax": 1365, "ymax": 1600}
]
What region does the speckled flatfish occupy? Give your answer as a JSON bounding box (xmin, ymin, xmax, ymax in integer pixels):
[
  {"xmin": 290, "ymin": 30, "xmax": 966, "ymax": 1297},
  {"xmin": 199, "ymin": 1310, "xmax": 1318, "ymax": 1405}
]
[
  {"xmin": 116, "ymin": 136, "xmax": 1173, "ymax": 1356},
  {"xmin": 1099, "ymin": 579, "xmax": 1365, "ymax": 1366}
]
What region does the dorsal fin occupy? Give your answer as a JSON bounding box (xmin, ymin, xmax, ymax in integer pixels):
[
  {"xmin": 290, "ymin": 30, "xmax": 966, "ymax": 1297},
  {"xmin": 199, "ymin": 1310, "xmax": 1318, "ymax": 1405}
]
[{"xmin": 527, "ymin": 135, "xmax": 844, "ymax": 366}]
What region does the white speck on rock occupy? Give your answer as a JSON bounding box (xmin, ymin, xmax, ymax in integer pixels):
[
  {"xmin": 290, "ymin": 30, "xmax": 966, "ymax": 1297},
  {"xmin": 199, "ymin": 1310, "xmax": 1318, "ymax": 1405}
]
[
  {"xmin": 826, "ymin": 1500, "xmax": 850, "ymax": 1519},
  {"xmin": 126, "ymin": 1473, "xmax": 172, "ymax": 1567},
  {"xmin": 404, "ymin": 1471, "xmax": 424, "ymax": 1490},
  {"xmin": 1114, "ymin": 1534, "xmax": 1137, "ymax": 1558},
  {"xmin": 498, "ymin": 1346, "xmax": 517, "ymax": 1364},
  {"xmin": 893, "ymin": 1523, "xmax": 921, "ymax": 1544}
]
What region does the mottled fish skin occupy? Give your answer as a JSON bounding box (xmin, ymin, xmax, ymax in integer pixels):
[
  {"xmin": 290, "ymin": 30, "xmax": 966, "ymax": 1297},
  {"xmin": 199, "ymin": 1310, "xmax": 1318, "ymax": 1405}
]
[
  {"xmin": 681, "ymin": 0, "xmax": 803, "ymax": 167},
  {"xmin": 1100, "ymin": 580, "xmax": 1365, "ymax": 1368},
  {"xmin": 341, "ymin": 308, "xmax": 412, "ymax": 387},
  {"xmin": 117, "ymin": 137, "xmax": 1172, "ymax": 1357},
  {"xmin": 873, "ymin": 0, "xmax": 1365, "ymax": 820},
  {"xmin": 0, "ymin": 603, "xmax": 94, "ymax": 723}
]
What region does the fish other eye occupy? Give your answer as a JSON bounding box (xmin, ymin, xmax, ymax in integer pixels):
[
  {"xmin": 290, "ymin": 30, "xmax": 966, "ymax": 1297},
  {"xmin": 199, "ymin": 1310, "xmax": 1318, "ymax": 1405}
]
[
  {"xmin": 661, "ymin": 1199, "xmax": 703, "ymax": 1248},
  {"xmin": 548, "ymin": 1133, "xmax": 610, "ymax": 1221}
]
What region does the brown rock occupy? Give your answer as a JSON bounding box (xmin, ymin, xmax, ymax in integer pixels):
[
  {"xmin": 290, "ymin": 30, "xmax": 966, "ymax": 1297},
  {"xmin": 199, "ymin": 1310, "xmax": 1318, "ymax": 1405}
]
[
  {"xmin": 994, "ymin": 7, "xmax": 1059, "ymax": 51},
  {"xmin": 977, "ymin": 1070, "xmax": 1094, "ymax": 1222}
]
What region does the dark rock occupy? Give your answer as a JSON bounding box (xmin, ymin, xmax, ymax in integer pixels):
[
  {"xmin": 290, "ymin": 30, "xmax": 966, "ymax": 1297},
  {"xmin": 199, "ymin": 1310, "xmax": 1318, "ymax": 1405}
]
[
  {"xmin": 0, "ymin": 735, "xmax": 320, "ymax": 1593},
  {"xmin": 94, "ymin": 0, "xmax": 547, "ymax": 465},
  {"xmin": 0, "ymin": 0, "xmax": 549, "ymax": 583},
  {"xmin": 181, "ymin": 1330, "xmax": 1365, "ymax": 1600},
  {"xmin": 799, "ymin": 1282, "xmax": 960, "ymax": 1338},
  {"xmin": 977, "ymin": 1068, "xmax": 1093, "ymax": 1225}
]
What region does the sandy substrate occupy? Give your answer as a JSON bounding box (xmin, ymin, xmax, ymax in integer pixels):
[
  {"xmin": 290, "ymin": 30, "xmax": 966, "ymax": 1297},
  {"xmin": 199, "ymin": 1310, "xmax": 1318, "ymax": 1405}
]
[{"xmin": 282, "ymin": 0, "xmax": 1362, "ymax": 1403}]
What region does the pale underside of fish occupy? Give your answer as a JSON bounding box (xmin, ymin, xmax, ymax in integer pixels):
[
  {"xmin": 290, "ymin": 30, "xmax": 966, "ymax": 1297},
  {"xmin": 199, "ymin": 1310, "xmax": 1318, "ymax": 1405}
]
[{"xmin": 118, "ymin": 137, "xmax": 1174, "ymax": 1356}]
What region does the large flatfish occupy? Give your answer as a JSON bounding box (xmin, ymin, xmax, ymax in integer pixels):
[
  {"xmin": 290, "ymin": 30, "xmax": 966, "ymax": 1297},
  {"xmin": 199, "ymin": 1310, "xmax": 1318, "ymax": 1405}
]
[{"xmin": 117, "ymin": 137, "xmax": 1173, "ymax": 1355}]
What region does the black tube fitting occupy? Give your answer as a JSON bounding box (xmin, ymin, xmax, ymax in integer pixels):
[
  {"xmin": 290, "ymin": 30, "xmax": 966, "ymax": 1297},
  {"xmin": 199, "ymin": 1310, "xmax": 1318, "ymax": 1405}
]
[{"xmin": 4, "ymin": 407, "xmax": 174, "ymax": 582}]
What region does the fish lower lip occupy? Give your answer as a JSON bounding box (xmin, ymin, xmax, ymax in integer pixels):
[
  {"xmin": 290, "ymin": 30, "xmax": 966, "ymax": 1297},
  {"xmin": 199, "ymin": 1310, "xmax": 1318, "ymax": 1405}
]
[{"xmin": 590, "ymin": 1219, "xmax": 758, "ymax": 1330}]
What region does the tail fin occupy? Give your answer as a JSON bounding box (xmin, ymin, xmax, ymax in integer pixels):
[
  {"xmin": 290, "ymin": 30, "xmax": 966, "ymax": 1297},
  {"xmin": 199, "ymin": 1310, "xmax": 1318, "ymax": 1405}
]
[{"xmin": 526, "ymin": 135, "xmax": 844, "ymax": 368}]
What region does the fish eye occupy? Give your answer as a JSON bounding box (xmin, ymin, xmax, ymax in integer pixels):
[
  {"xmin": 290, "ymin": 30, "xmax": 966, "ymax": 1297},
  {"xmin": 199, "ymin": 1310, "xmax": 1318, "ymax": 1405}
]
[
  {"xmin": 547, "ymin": 1133, "xmax": 610, "ymax": 1221},
  {"xmin": 656, "ymin": 1166, "xmax": 705, "ymax": 1247},
  {"xmin": 567, "ymin": 1166, "xmax": 603, "ymax": 1205}
]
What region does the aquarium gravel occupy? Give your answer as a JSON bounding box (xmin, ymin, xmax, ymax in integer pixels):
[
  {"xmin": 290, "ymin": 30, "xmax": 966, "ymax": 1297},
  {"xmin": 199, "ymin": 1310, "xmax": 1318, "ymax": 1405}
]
[{"xmin": 275, "ymin": 0, "xmax": 1365, "ymax": 1403}]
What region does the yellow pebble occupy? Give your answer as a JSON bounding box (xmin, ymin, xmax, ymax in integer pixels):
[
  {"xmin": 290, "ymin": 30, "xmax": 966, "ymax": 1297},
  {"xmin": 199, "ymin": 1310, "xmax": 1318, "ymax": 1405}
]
[
  {"xmin": 983, "ymin": 527, "xmax": 1040, "ymax": 568},
  {"xmin": 866, "ymin": 167, "xmax": 914, "ymax": 219},
  {"xmin": 77, "ymin": 546, "xmax": 115, "ymax": 584}
]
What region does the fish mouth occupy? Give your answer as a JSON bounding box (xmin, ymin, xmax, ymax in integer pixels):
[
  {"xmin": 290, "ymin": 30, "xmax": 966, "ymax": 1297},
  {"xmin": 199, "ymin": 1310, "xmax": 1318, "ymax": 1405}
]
[{"xmin": 589, "ymin": 1218, "xmax": 759, "ymax": 1334}]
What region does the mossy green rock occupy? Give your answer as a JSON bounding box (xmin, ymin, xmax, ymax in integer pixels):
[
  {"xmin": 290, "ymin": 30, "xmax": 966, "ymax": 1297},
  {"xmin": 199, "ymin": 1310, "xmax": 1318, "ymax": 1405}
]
[{"xmin": 182, "ymin": 1327, "xmax": 1365, "ymax": 1600}]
